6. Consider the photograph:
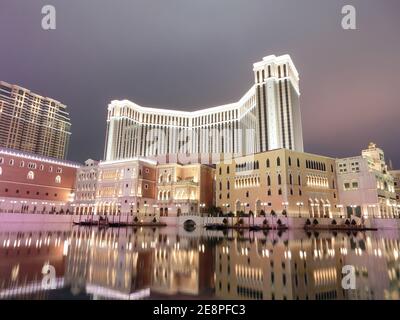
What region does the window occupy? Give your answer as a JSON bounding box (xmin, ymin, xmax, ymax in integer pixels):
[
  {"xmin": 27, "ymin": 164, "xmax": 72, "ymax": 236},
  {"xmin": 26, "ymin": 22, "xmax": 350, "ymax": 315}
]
[
  {"xmin": 227, "ymin": 166, "xmax": 230, "ymax": 174},
  {"xmin": 352, "ymin": 182, "xmax": 359, "ymax": 189},
  {"xmin": 266, "ymin": 159, "xmax": 270, "ymax": 168},
  {"xmin": 288, "ymin": 157, "xmax": 292, "ymax": 166},
  {"xmin": 277, "ymin": 157, "xmax": 281, "ymax": 166},
  {"xmin": 55, "ymin": 175, "xmax": 61, "ymax": 184},
  {"xmin": 56, "ymin": 167, "xmax": 62, "ymax": 173},
  {"xmin": 28, "ymin": 162, "xmax": 37, "ymax": 169},
  {"xmin": 0, "ymin": 158, "xmax": 3, "ymax": 164},
  {"xmin": 49, "ymin": 166, "xmax": 53, "ymax": 172},
  {"xmin": 27, "ymin": 171, "xmax": 34, "ymax": 180},
  {"xmin": 297, "ymin": 158, "xmax": 300, "ymax": 168},
  {"xmin": 40, "ymin": 164, "xmax": 44, "ymax": 171},
  {"xmin": 19, "ymin": 161, "xmax": 24, "ymax": 167},
  {"xmin": 144, "ymin": 184, "xmax": 148, "ymax": 189},
  {"xmin": 145, "ymin": 168, "xmax": 149, "ymax": 174},
  {"xmin": 0, "ymin": 167, "xmax": 2, "ymax": 175},
  {"xmin": 278, "ymin": 174, "xmax": 282, "ymax": 185},
  {"xmin": 219, "ymin": 167, "xmax": 222, "ymax": 175},
  {"xmin": 9, "ymin": 159, "xmax": 14, "ymax": 166}
]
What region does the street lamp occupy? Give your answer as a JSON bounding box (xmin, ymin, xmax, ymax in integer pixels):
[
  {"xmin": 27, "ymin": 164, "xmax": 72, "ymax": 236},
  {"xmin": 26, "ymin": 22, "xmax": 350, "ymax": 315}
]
[
  {"xmin": 152, "ymin": 204, "xmax": 158, "ymax": 217},
  {"xmin": 199, "ymin": 203, "xmax": 206, "ymax": 216},
  {"xmin": 350, "ymin": 205, "xmax": 357, "ymax": 217},
  {"xmin": 282, "ymin": 201, "xmax": 289, "ymax": 226},
  {"xmin": 337, "ymin": 204, "xmax": 343, "ymax": 219},
  {"xmin": 296, "ymin": 202, "xmax": 304, "ymax": 218}
]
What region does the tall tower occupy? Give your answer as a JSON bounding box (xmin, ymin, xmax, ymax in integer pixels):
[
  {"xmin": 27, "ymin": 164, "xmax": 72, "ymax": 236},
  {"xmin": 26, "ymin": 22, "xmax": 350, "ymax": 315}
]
[
  {"xmin": 253, "ymin": 55, "xmax": 303, "ymax": 152},
  {"xmin": 0, "ymin": 81, "xmax": 71, "ymax": 159}
]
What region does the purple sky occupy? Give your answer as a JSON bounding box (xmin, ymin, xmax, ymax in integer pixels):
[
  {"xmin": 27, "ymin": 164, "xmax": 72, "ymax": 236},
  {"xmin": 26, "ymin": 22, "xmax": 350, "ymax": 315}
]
[{"xmin": 1, "ymin": 0, "xmax": 399, "ymax": 166}]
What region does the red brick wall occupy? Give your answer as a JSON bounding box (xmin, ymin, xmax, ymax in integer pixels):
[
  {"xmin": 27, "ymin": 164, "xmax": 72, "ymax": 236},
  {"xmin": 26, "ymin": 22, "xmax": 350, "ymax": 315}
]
[{"xmin": 0, "ymin": 153, "xmax": 77, "ymax": 202}]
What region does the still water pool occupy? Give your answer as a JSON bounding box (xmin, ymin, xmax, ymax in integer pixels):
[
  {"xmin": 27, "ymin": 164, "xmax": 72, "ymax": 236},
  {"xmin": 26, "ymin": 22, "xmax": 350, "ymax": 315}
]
[{"xmin": 1, "ymin": 224, "xmax": 399, "ymax": 300}]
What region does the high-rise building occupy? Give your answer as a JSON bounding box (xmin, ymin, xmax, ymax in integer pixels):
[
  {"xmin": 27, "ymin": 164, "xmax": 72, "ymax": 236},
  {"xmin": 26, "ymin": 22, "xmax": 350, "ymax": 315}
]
[
  {"xmin": 0, "ymin": 81, "xmax": 71, "ymax": 159},
  {"xmin": 104, "ymin": 54, "xmax": 303, "ymax": 164}
]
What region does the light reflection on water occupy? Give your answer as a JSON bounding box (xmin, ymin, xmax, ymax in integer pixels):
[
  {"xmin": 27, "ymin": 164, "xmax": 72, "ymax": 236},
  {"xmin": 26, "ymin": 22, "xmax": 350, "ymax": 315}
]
[{"xmin": 0, "ymin": 226, "xmax": 399, "ymax": 300}]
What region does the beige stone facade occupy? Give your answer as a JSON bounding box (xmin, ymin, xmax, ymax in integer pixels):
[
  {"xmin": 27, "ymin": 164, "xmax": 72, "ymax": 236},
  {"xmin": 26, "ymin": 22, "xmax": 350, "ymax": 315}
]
[
  {"xmin": 156, "ymin": 163, "xmax": 214, "ymax": 216},
  {"xmin": 216, "ymin": 149, "xmax": 339, "ymax": 218}
]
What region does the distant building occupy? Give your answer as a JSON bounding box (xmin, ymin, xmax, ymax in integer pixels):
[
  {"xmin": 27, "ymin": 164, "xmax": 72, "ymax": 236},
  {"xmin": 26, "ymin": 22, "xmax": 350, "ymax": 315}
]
[
  {"xmin": 336, "ymin": 143, "xmax": 398, "ymax": 218},
  {"xmin": 216, "ymin": 149, "xmax": 339, "ymax": 218},
  {"xmin": 0, "ymin": 81, "xmax": 71, "ymax": 159},
  {"xmin": 0, "ymin": 147, "xmax": 79, "ymax": 214},
  {"xmin": 104, "ymin": 55, "xmax": 303, "ymax": 164}
]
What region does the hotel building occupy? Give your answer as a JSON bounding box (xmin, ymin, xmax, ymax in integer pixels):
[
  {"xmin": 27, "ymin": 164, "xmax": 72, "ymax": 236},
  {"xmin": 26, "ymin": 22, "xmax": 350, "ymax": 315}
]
[
  {"xmin": 0, "ymin": 81, "xmax": 71, "ymax": 159},
  {"xmin": 0, "ymin": 147, "xmax": 79, "ymax": 214},
  {"xmin": 336, "ymin": 143, "xmax": 398, "ymax": 218},
  {"xmin": 216, "ymin": 149, "xmax": 339, "ymax": 218},
  {"xmin": 104, "ymin": 55, "xmax": 303, "ymax": 164}
]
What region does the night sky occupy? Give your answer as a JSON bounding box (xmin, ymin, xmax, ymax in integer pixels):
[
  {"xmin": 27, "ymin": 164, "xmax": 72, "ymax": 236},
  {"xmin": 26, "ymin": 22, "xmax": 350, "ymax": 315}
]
[{"xmin": 1, "ymin": 0, "xmax": 399, "ymax": 166}]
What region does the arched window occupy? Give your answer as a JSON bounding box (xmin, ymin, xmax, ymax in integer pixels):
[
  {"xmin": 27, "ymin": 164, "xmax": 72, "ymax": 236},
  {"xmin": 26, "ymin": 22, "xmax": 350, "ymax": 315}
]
[
  {"xmin": 227, "ymin": 181, "xmax": 230, "ymax": 190},
  {"xmin": 297, "ymin": 158, "xmax": 300, "ymax": 168},
  {"xmin": 289, "ymin": 174, "xmax": 293, "ymax": 185},
  {"xmin": 277, "ymin": 157, "xmax": 281, "ymax": 167},
  {"xmin": 219, "ymin": 167, "xmax": 222, "ymax": 175},
  {"xmin": 288, "ymin": 157, "xmax": 292, "ymax": 166},
  {"xmin": 55, "ymin": 175, "xmax": 61, "ymax": 184},
  {"xmin": 219, "ymin": 181, "xmax": 222, "ymax": 190},
  {"xmin": 278, "ymin": 174, "xmax": 282, "ymax": 185},
  {"xmin": 266, "ymin": 159, "xmax": 270, "ymax": 168},
  {"xmin": 27, "ymin": 171, "xmax": 34, "ymax": 180},
  {"xmin": 227, "ymin": 166, "xmax": 230, "ymax": 174},
  {"xmin": 267, "ymin": 175, "xmax": 271, "ymax": 186}
]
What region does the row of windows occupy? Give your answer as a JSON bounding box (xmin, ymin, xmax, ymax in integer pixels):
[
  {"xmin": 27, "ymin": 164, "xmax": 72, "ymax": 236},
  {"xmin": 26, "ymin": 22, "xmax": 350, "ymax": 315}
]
[
  {"xmin": 220, "ymin": 157, "xmax": 329, "ymax": 175},
  {"xmin": 3, "ymin": 188, "xmax": 58, "ymax": 197},
  {"xmin": 0, "ymin": 157, "xmax": 62, "ymax": 173},
  {"xmin": 306, "ymin": 160, "xmax": 328, "ymax": 172},
  {"xmin": 0, "ymin": 167, "xmax": 62, "ymax": 183}
]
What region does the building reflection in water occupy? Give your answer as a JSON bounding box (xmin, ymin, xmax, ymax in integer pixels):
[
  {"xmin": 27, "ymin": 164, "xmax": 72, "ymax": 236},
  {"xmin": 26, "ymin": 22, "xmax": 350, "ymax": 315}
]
[
  {"xmin": 0, "ymin": 230, "xmax": 69, "ymax": 299},
  {"xmin": 0, "ymin": 227, "xmax": 400, "ymax": 300},
  {"xmin": 64, "ymin": 228, "xmax": 215, "ymax": 299}
]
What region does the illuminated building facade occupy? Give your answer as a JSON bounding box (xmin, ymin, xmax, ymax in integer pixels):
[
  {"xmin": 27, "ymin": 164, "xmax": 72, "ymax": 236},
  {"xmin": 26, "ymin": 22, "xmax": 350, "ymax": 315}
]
[
  {"xmin": 336, "ymin": 143, "xmax": 398, "ymax": 218},
  {"xmin": 73, "ymin": 159, "xmax": 99, "ymax": 216},
  {"xmin": 73, "ymin": 159, "xmax": 215, "ymax": 219},
  {"xmin": 156, "ymin": 163, "xmax": 214, "ymax": 216},
  {"xmin": 0, "ymin": 147, "xmax": 79, "ymax": 214},
  {"xmin": 216, "ymin": 149, "xmax": 339, "ymax": 217},
  {"xmin": 0, "ymin": 81, "xmax": 71, "ymax": 160},
  {"xmin": 104, "ymin": 55, "xmax": 303, "ymax": 164}
]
